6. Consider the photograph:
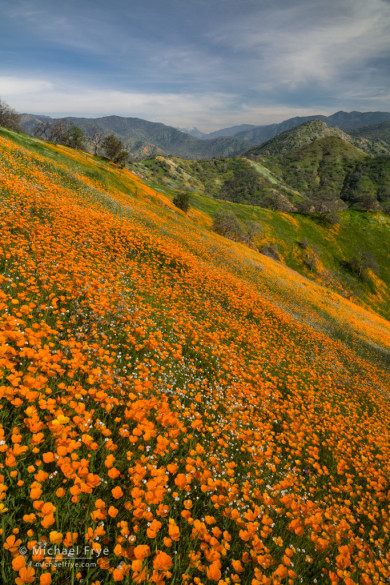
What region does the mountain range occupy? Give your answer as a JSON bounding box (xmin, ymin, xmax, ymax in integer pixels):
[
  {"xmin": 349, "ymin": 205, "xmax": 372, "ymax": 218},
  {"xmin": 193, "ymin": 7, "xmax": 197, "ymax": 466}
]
[
  {"xmin": 20, "ymin": 110, "xmax": 390, "ymax": 160},
  {"xmin": 20, "ymin": 114, "xmax": 249, "ymax": 159}
]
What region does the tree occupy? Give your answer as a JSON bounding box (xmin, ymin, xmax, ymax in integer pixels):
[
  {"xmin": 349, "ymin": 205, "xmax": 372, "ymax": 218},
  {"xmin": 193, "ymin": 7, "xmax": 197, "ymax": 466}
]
[
  {"xmin": 34, "ymin": 120, "xmax": 52, "ymax": 139},
  {"xmin": 101, "ymin": 134, "xmax": 129, "ymax": 165},
  {"xmin": 0, "ymin": 99, "xmax": 21, "ymax": 131},
  {"xmin": 173, "ymin": 192, "xmax": 190, "ymax": 213},
  {"xmin": 297, "ymin": 193, "xmax": 342, "ymax": 225},
  {"xmin": 212, "ymin": 210, "xmax": 245, "ymax": 242},
  {"xmin": 48, "ymin": 120, "xmax": 70, "ymax": 144},
  {"xmin": 89, "ymin": 126, "xmax": 104, "ymax": 155},
  {"xmin": 63, "ymin": 125, "xmax": 85, "ymax": 150}
]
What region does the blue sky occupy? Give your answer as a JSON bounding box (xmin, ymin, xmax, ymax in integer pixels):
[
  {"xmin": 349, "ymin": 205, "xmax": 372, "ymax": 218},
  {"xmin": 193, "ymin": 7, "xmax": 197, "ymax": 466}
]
[{"xmin": 1, "ymin": 0, "xmax": 390, "ymax": 131}]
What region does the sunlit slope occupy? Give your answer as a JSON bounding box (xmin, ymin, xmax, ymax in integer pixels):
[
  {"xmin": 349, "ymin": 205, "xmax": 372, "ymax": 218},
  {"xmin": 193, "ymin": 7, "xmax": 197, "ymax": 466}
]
[
  {"xmin": 1, "ymin": 132, "xmax": 390, "ymax": 585},
  {"xmin": 132, "ymin": 154, "xmax": 390, "ymax": 320}
]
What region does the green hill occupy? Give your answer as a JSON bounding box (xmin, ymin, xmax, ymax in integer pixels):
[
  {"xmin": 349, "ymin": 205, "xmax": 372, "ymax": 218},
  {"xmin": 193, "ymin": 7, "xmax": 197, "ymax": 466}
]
[
  {"xmin": 245, "ymin": 120, "xmax": 352, "ymax": 157},
  {"xmin": 264, "ymin": 136, "xmax": 367, "ymax": 196}
]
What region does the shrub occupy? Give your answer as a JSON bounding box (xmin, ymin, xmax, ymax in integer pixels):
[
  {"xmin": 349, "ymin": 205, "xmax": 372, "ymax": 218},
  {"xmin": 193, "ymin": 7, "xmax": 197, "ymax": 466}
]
[
  {"xmin": 212, "ymin": 210, "xmax": 245, "ymax": 242},
  {"xmin": 173, "ymin": 192, "xmax": 190, "ymax": 213},
  {"xmin": 260, "ymin": 244, "xmax": 280, "ymax": 261}
]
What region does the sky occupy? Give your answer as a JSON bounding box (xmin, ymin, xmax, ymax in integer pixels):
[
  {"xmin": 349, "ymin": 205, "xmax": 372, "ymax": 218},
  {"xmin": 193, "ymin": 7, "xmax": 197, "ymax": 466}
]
[{"xmin": 1, "ymin": 0, "xmax": 390, "ymax": 132}]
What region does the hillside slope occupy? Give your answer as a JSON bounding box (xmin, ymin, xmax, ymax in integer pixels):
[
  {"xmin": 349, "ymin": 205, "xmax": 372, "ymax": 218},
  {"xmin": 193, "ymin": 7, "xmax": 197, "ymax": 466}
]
[
  {"xmin": 349, "ymin": 122, "xmax": 390, "ymax": 155},
  {"xmin": 245, "ymin": 120, "xmax": 352, "ymax": 157},
  {"xmin": 1, "ymin": 129, "xmax": 390, "ymax": 585},
  {"xmin": 264, "ymin": 136, "xmax": 368, "ymax": 196}
]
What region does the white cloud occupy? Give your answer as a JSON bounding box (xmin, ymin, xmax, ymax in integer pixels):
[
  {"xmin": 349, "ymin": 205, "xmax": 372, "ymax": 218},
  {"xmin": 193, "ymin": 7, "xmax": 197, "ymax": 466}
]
[
  {"xmin": 206, "ymin": 0, "xmax": 390, "ymax": 92},
  {"xmin": 2, "ymin": 78, "xmax": 340, "ymax": 130},
  {"xmin": 0, "ymin": 76, "xmax": 53, "ymax": 95}
]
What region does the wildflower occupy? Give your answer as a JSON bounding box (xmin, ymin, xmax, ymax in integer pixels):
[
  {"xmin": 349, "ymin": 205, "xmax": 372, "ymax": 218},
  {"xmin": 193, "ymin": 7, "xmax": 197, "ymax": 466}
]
[{"xmin": 153, "ymin": 551, "xmax": 173, "ymax": 571}]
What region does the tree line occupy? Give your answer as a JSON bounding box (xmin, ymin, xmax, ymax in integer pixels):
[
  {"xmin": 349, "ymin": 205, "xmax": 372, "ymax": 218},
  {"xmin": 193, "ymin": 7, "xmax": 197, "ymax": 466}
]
[{"xmin": 0, "ymin": 98, "xmax": 130, "ymax": 166}]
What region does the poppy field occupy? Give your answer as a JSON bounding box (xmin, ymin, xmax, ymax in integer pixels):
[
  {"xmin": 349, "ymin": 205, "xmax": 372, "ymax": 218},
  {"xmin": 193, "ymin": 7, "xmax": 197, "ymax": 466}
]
[{"xmin": 1, "ymin": 131, "xmax": 390, "ymax": 585}]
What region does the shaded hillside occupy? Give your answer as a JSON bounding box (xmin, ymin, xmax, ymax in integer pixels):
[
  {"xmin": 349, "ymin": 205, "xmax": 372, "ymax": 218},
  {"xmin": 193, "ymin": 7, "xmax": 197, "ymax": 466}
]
[
  {"xmin": 349, "ymin": 121, "xmax": 390, "ymax": 155},
  {"xmin": 341, "ymin": 157, "xmax": 390, "ymax": 209},
  {"xmin": 262, "ymin": 136, "xmax": 390, "ymax": 212}
]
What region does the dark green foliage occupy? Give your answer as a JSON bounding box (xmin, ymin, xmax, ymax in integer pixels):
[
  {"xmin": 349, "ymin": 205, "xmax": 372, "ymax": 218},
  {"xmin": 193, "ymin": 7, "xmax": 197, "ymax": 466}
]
[
  {"xmin": 173, "ymin": 191, "xmax": 190, "ymax": 212},
  {"xmin": 63, "ymin": 125, "xmax": 86, "ymax": 150},
  {"xmin": 220, "ymin": 163, "xmax": 268, "ymax": 204},
  {"xmin": 0, "ymin": 99, "xmax": 21, "ymax": 131},
  {"xmin": 265, "ymin": 136, "xmax": 372, "ymax": 205},
  {"xmin": 102, "ymin": 134, "xmax": 129, "ymax": 165},
  {"xmin": 341, "ymin": 157, "xmax": 390, "ymax": 209}
]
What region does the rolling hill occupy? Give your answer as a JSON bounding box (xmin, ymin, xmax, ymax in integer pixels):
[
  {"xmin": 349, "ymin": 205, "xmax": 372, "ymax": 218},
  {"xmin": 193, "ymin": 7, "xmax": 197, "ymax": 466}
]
[
  {"xmin": 259, "ymin": 135, "xmax": 390, "ymax": 211},
  {"xmin": 245, "ymin": 120, "xmax": 352, "ymax": 157},
  {"xmin": 1, "ymin": 126, "xmax": 390, "ymax": 585}
]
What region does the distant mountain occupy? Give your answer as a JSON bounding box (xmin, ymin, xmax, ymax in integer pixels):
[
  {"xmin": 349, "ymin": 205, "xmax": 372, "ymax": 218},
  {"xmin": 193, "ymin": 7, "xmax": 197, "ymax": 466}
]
[
  {"xmin": 326, "ymin": 110, "xmax": 390, "ymax": 130},
  {"xmin": 20, "ymin": 114, "xmax": 250, "ymax": 160},
  {"xmin": 203, "ymin": 124, "xmax": 257, "ymax": 140},
  {"xmin": 20, "ymin": 113, "xmax": 53, "ymax": 134},
  {"xmin": 177, "ymin": 127, "xmax": 206, "ymax": 139},
  {"xmin": 245, "ymin": 119, "xmax": 352, "ymax": 157},
  {"xmin": 20, "ymin": 110, "xmax": 390, "ymax": 160},
  {"xmin": 234, "ymin": 111, "xmax": 390, "ymax": 145}
]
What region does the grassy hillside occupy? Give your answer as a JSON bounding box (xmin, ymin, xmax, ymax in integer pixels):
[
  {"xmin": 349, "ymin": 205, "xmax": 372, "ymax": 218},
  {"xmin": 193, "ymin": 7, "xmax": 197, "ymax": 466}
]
[
  {"xmin": 133, "ymin": 155, "xmax": 302, "ymax": 213},
  {"xmin": 1, "ymin": 128, "xmax": 390, "ymax": 585},
  {"xmin": 245, "ymin": 120, "xmax": 351, "ymax": 157},
  {"xmin": 263, "ymin": 136, "xmax": 390, "ymax": 212},
  {"xmin": 131, "ymin": 152, "xmax": 390, "ymax": 318},
  {"xmin": 264, "ymin": 136, "xmax": 368, "ymax": 197}
]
